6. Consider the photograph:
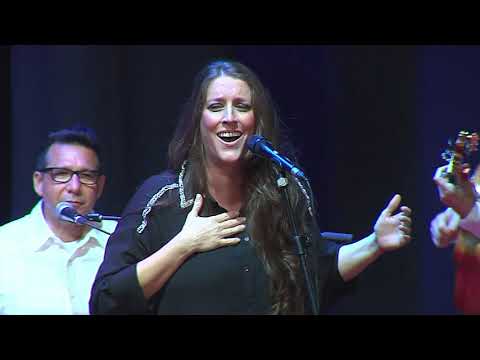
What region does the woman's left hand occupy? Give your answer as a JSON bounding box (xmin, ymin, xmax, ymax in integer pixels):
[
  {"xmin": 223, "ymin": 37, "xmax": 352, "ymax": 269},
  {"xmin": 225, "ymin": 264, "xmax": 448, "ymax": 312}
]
[{"xmin": 374, "ymin": 194, "xmax": 412, "ymax": 253}]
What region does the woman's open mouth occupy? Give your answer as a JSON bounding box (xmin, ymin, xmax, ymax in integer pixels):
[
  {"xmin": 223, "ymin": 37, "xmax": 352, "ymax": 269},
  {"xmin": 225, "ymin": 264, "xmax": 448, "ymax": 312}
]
[{"xmin": 217, "ymin": 131, "xmax": 242, "ymax": 143}]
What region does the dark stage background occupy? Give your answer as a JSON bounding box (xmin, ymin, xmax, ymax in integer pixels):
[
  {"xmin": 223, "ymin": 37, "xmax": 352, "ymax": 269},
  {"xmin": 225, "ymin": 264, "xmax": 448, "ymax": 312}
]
[{"xmin": 1, "ymin": 45, "xmax": 478, "ymax": 314}]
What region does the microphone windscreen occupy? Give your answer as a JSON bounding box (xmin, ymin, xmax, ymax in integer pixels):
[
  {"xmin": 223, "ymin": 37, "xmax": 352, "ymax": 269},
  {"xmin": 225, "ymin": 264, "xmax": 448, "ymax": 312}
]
[
  {"xmin": 55, "ymin": 202, "xmax": 79, "ymax": 222},
  {"xmin": 246, "ymin": 135, "xmax": 265, "ymax": 152},
  {"xmin": 56, "ymin": 202, "xmax": 71, "ymax": 217}
]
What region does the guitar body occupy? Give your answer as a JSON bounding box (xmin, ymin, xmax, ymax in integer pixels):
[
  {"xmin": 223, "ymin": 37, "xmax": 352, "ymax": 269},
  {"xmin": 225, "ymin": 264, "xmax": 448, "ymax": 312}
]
[{"xmin": 453, "ymin": 229, "xmax": 480, "ymax": 314}]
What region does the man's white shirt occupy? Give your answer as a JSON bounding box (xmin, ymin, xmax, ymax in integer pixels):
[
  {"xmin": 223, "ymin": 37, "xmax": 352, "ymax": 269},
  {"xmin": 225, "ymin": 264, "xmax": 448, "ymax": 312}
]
[{"xmin": 0, "ymin": 200, "xmax": 117, "ymax": 315}]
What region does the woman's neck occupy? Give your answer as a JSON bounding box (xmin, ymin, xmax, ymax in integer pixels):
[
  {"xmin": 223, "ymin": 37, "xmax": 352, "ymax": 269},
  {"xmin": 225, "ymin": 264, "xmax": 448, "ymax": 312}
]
[{"xmin": 205, "ymin": 162, "xmax": 247, "ymax": 212}]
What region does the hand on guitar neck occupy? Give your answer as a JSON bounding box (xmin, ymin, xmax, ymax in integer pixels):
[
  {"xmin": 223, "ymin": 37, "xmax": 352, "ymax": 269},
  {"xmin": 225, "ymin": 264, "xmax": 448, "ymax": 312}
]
[
  {"xmin": 434, "ymin": 130, "xmax": 479, "ymax": 218},
  {"xmin": 433, "ymin": 164, "xmax": 477, "ymax": 218}
]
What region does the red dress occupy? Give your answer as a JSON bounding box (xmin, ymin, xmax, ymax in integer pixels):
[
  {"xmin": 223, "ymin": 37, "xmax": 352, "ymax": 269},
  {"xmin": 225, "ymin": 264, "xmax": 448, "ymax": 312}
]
[{"xmin": 453, "ymin": 230, "xmax": 480, "ymax": 314}]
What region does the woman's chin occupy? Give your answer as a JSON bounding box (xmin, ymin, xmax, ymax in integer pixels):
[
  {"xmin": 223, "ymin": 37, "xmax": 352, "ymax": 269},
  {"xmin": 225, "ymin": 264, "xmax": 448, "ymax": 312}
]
[{"xmin": 211, "ymin": 155, "xmax": 245, "ymax": 167}]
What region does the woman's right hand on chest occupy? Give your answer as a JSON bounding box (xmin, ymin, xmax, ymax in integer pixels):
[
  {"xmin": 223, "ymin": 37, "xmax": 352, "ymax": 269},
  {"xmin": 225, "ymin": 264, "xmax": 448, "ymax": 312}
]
[{"xmin": 176, "ymin": 194, "xmax": 246, "ymax": 253}]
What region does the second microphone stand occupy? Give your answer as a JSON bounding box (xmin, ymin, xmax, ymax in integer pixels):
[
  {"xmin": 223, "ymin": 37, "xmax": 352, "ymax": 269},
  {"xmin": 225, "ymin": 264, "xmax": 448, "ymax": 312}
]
[{"xmin": 275, "ymin": 170, "xmax": 319, "ymax": 315}]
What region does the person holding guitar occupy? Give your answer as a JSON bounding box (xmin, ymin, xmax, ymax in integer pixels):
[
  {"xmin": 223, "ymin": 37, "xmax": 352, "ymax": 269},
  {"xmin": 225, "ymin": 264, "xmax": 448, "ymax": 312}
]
[{"xmin": 430, "ymin": 131, "xmax": 480, "ymax": 314}]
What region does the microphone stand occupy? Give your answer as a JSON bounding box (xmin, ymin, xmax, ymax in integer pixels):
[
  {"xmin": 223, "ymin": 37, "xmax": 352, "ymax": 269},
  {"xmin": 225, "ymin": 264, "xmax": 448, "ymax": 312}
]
[
  {"xmin": 85, "ymin": 213, "xmax": 121, "ymax": 222},
  {"xmin": 276, "ymin": 170, "xmax": 319, "ymax": 315},
  {"xmin": 83, "ymin": 212, "xmax": 121, "ymax": 235},
  {"xmin": 320, "ymin": 232, "xmax": 353, "ymax": 244},
  {"xmin": 72, "ymin": 216, "xmax": 114, "ymax": 236}
]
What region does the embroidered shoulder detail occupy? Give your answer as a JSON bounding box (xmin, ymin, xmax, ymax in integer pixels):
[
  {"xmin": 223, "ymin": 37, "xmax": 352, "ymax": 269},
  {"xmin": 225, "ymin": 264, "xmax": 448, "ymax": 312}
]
[
  {"xmin": 136, "ymin": 183, "xmax": 179, "ymax": 234},
  {"xmin": 136, "ymin": 162, "xmax": 195, "ymax": 234},
  {"xmin": 178, "ymin": 161, "xmax": 194, "ymax": 209}
]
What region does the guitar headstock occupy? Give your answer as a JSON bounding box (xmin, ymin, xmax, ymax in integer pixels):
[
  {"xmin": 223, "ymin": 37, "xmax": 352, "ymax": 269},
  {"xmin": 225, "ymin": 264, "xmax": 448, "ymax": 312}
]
[{"xmin": 441, "ymin": 131, "xmax": 479, "ymax": 183}]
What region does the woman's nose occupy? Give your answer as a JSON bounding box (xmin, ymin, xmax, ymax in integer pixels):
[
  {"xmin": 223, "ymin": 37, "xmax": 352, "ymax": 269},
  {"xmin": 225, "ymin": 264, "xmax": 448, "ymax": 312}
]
[{"xmin": 222, "ymin": 106, "xmax": 236, "ymax": 122}]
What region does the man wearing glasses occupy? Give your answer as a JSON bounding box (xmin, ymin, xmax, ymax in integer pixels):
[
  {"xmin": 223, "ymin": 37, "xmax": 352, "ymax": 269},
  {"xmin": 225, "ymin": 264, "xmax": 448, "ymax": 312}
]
[{"xmin": 0, "ymin": 127, "xmax": 117, "ymax": 314}]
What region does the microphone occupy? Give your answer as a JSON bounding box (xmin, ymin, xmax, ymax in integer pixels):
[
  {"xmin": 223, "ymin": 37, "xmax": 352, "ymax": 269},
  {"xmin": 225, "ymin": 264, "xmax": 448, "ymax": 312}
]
[
  {"xmin": 246, "ymin": 135, "xmax": 307, "ymax": 180},
  {"xmin": 55, "ymin": 202, "xmax": 114, "ymax": 236},
  {"xmin": 55, "ymin": 202, "xmax": 89, "ymax": 225}
]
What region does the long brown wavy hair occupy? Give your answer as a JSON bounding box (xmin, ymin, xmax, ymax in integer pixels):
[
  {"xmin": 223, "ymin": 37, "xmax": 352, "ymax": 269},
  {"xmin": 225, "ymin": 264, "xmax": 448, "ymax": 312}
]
[{"xmin": 167, "ymin": 60, "xmax": 313, "ymax": 314}]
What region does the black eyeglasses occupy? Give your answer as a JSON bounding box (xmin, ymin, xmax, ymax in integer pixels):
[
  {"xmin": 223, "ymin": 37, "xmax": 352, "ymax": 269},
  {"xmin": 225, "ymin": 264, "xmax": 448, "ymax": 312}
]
[{"xmin": 37, "ymin": 167, "xmax": 101, "ymax": 185}]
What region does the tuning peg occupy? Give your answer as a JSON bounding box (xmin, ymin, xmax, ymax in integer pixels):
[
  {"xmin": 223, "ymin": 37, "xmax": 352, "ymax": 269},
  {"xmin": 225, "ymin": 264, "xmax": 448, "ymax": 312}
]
[{"xmin": 442, "ymin": 149, "xmax": 452, "ymax": 162}]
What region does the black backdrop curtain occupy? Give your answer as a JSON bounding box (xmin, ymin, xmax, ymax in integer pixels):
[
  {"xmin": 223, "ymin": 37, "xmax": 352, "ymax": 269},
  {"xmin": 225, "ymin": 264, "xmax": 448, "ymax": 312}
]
[
  {"xmin": 2, "ymin": 44, "xmax": 478, "ymax": 314},
  {"xmin": 0, "ymin": 46, "xmax": 11, "ymax": 226}
]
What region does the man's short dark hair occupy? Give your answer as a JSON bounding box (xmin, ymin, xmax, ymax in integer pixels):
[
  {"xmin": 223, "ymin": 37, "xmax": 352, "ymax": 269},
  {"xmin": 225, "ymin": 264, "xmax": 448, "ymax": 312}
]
[{"xmin": 35, "ymin": 126, "xmax": 102, "ymax": 172}]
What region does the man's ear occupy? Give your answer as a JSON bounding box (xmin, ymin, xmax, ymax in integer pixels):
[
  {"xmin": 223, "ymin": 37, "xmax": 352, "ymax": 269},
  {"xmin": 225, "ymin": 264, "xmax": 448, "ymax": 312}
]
[{"xmin": 33, "ymin": 171, "xmax": 44, "ymax": 197}]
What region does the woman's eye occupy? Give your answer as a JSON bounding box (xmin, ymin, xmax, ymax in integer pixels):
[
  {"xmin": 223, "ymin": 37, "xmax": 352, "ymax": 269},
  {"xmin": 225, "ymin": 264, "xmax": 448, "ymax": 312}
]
[
  {"xmin": 207, "ymin": 103, "xmax": 223, "ymax": 112},
  {"xmin": 236, "ymin": 103, "xmax": 252, "ymax": 112}
]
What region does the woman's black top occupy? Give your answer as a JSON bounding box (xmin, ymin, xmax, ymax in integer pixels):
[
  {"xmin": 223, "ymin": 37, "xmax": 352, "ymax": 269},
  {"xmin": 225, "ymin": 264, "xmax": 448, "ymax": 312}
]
[{"xmin": 89, "ymin": 170, "xmax": 351, "ymax": 315}]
